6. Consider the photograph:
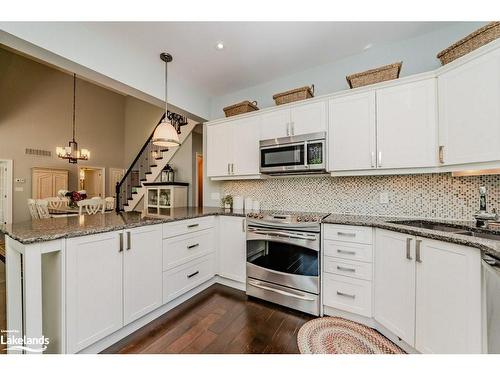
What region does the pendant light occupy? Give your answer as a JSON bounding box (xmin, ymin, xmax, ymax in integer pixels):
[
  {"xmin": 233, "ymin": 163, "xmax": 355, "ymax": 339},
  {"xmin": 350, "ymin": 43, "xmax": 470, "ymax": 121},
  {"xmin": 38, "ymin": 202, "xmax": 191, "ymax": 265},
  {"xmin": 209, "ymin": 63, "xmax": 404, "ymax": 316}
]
[
  {"xmin": 56, "ymin": 74, "xmax": 90, "ymax": 163},
  {"xmin": 152, "ymin": 53, "xmax": 180, "ymax": 147}
]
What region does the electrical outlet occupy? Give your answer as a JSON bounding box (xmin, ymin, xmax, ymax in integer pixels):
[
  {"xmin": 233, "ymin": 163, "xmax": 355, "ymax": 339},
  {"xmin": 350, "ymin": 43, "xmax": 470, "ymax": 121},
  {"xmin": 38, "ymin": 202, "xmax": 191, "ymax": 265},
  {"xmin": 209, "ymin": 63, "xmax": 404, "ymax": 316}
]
[{"xmin": 379, "ymin": 191, "xmax": 389, "ymax": 204}]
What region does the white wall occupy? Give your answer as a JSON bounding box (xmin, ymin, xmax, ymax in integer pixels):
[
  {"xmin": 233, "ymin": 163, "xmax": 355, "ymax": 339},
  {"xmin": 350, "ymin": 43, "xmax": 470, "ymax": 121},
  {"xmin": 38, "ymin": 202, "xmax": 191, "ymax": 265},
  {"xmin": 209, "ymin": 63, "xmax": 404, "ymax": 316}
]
[
  {"xmin": 0, "ymin": 23, "xmax": 212, "ymax": 120},
  {"xmin": 209, "ymin": 22, "xmax": 487, "ymax": 119}
]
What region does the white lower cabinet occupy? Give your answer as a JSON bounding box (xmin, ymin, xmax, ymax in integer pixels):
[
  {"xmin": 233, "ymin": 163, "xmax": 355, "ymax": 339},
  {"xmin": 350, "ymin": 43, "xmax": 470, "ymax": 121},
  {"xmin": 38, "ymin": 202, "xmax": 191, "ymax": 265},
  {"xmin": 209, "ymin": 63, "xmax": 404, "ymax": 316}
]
[
  {"xmin": 218, "ymin": 216, "xmax": 247, "ymax": 283},
  {"xmin": 66, "ymin": 231, "xmax": 124, "ymax": 353},
  {"xmin": 323, "ymin": 273, "xmax": 373, "ymax": 317},
  {"xmin": 123, "ymin": 225, "xmax": 163, "ymax": 326},
  {"xmin": 374, "ymin": 229, "xmax": 482, "ymax": 353}
]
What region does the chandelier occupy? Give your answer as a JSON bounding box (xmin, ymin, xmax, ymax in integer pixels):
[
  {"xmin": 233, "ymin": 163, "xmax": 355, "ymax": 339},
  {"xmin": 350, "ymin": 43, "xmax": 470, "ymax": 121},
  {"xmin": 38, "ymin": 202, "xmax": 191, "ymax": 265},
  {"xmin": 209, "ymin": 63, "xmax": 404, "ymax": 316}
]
[
  {"xmin": 56, "ymin": 73, "xmax": 90, "ymax": 163},
  {"xmin": 152, "ymin": 53, "xmax": 187, "ymax": 147}
]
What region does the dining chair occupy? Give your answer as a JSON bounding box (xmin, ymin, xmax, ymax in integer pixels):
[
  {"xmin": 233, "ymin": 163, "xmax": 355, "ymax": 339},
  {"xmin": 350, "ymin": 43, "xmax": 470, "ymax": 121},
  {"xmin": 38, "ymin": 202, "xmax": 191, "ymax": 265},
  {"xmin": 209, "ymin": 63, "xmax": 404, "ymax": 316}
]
[
  {"xmin": 45, "ymin": 197, "xmax": 68, "ymax": 210},
  {"xmin": 77, "ymin": 198, "xmax": 105, "ymax": 215},
  {"xmin": 105, "ymin": 197, "xmax": 115, "ymax": 210},
  {"xmin": 27, "ymin": 199, "xmax": 39, "ymax": 220},
  {"xmin": 35, "ymin": 200, "xmax": 51, "ymax": 219}
]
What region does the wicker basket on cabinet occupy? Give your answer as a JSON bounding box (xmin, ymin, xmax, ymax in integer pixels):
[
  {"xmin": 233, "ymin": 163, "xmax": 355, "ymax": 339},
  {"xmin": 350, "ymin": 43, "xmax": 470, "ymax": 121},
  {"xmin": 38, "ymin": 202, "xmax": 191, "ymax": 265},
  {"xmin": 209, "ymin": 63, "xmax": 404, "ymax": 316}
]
[
  {"xmin": 437, "ymin": 22, "xmax": 500, "ymax": 65},
  {"xmin": 346, "ymin": 62, "xmax": 402, "ymax": 89},
  {"xmin": 223, "ymin": 100, "xmax": 259, "ymax": 117},
  {"xmin": 272, "ymin": 85, "xmax": 314, "ymax": 105}
]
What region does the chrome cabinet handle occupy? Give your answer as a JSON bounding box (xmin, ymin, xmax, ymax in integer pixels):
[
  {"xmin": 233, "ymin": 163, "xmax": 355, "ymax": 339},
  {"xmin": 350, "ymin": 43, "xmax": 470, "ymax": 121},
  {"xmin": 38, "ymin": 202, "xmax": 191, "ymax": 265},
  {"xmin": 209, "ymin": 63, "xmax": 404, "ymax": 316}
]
[
  {"xmin": 242, "ymin": 219, "xmax": 246, "ymax": 232},
  {"xmin": 371, "ymin": 152, "xmax": 376, "ymax": 168},
  {"xmin": 187, "ymin": 223, "xmax": 199, "ymax": 229},
  {"xmin": 127, "ymin": 231, "xmax": 131, "ymax": 250},
  {"xmin": 251, "ymin": 229, "xmax": 316, "ymax": 241},
  {"xmin": 337, "ymin": 291, "xmax": 356, "ymax": 299},
  {"xmin": 227, "ymin": 163, "xmax": 230, "ymax": 175},
  {"xmin": 119, "ymin": 232, "xmax": 123, "ymax": 252},
  {"xmin": 438, "ymin": 145, "xmax": 445, "ymax": 164},
  {"xmin": 337, "ymin": 249, "xmax": 356, "ymax": 255},
  {"xmin": 248, "ymin": 280, "xmax": 315, "ymax": 301},
  {"xmin": 290, "ymin": 121, "xmax": 294, "ymax": 136},
  {"xmin": 187, "ymin": 271, "xmax": 199, "ymax": 279},
  {"xmin": 337, "ymin": 266, "xmax": 356, "ymax": 273},
  {"xmin": 406, "ymin": 238, "xmax": 413, "ymax": 260},
  {"xmin": 187, "ymin": 243, "xmax": 199, "ymax": 249},
  {"xmin": 337, "ymin": 232, "xmax": 355, "ymax": 237},
  {"xmin": 416, "ymin": 239, "xmax": 422, "ymax": 263},
  {"xmin": 378, "ymin": 151, "xmax": 382, "ymax": 167}
]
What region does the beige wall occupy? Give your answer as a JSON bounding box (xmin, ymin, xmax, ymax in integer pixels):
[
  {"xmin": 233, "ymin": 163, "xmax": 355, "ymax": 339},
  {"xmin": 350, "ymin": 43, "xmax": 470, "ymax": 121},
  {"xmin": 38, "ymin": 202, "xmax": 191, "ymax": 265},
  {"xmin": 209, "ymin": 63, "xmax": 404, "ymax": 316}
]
[{"xmin": 0, "ymin": 48, "xmax": 126, "ymax": 222}]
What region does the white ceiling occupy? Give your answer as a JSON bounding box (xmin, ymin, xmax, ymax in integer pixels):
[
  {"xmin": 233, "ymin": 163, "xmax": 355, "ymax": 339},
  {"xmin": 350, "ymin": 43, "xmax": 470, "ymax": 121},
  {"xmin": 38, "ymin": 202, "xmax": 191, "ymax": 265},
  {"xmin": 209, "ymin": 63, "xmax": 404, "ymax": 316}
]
[{"xmin": 91, "ymin": 22, "xmax": 452, "ymax": 97}]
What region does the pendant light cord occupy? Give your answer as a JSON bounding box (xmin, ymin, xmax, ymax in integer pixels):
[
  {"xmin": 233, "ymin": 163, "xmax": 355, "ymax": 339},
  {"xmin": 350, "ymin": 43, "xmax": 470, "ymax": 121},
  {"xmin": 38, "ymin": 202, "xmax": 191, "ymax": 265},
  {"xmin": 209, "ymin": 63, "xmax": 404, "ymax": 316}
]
[
  {"xmin": 165, "ymin": 58, "xmax": 168, "ymax": 122},
  {"xmin": 72, "ymin": 73, "xmax": 76, "ymax": 142}
]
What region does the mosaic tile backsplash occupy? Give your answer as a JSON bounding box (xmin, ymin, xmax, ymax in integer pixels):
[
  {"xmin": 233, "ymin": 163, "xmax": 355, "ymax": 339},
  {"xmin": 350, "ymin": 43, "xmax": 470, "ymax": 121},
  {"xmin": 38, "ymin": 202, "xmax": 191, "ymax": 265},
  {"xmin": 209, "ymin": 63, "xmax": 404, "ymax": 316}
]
[{"xmin": 221, "ymin": 173, "xmax": 500, "ymax": 220}]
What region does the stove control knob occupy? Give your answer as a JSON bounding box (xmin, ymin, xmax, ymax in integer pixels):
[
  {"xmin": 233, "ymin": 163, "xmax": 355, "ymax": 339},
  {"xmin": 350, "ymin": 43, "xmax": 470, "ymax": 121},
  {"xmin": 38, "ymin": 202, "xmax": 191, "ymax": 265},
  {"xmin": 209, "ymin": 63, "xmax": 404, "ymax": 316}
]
[
  {"xmin": 304, "ymin": 217, "xmax": 310, "ymax": 222},
  {"xmin": 311, "ymin": 217, "xmax": 318, "ymax": 222},
  {"xmin": 297, "ymin": 216, "xmax": 302, "ymax": 222},
  {"xmin": 258, "ymin": 214, "xmax": 264, "ymax": 219}
]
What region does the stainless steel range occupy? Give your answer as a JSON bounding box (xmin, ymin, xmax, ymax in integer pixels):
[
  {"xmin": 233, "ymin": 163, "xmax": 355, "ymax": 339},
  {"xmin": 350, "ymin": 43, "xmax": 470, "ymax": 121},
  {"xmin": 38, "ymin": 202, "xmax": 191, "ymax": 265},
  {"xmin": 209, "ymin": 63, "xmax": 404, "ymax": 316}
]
[{"xmin": 245, "ymin": 211, "xmax": 327, "ymax": 316}]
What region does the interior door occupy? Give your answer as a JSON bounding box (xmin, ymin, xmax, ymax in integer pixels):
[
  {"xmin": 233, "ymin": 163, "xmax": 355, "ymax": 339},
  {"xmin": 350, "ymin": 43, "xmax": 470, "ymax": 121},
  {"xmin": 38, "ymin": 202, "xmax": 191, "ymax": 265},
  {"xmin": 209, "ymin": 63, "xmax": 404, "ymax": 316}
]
[
  {"xmin": 376, "ymin": 79, "xmax": 437, "ymax": 168},
  {"xmin": 415, "ymin": 238, "xmax": 482, "ymax": 353},
  {"xmin": 290, "ymin": 100, "xmax": 327, "ymax": 136},
  {"xmin": 109, "ymin": 168, "xmax": 124, "ymax": 197},
  {"xmin": 328, "ymin": 92, "xmax": 376, "ymax": 171},
  {"xmin": 374, "ymin": 229, "xmax": 416, "ymax": 345},
  {"xmin": 66, "ymin": 231, "xmax": 123, "ymax": 353},
  {"xmin": 260, "ymin": 109, "xmax": 290, "ymax": 140},
  {"xmin": 232, "ymin": 116, "xmax": 261, "ymax": 176},
  {"xmin": 206, "ymin": 122, "xmax": 234, "ymax": 177},
  {"xmin": 123, "ymin": 225, "xmax": 163, "ymax": 325}
]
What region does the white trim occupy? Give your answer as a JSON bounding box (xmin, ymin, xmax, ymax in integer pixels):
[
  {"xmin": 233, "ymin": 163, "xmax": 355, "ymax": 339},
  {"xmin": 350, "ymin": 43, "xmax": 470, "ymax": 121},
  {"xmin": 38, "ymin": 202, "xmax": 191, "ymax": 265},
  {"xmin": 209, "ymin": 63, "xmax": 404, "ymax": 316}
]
[
  {"xmin": 210, "ymin": 174, "xmax": 267, "ymax": 181},
  {"xmin": 77, "ymin": 166, "xmax": 106, "ymax": 198},
  {"xmin": 0, "ymin": 159, "xmax": 13, "ymax": 226}
]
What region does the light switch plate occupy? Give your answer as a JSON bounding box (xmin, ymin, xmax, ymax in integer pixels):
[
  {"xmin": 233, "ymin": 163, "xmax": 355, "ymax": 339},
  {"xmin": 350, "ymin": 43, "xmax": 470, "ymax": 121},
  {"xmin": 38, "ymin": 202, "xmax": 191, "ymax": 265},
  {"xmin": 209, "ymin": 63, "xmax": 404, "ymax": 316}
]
[
  {"xmin": 379, "ymin": 191, "xmax": 389, "ymax": 204},
  {"xmin": 15, "ymin": 178, "xmax": 25, "ymax": 183}
]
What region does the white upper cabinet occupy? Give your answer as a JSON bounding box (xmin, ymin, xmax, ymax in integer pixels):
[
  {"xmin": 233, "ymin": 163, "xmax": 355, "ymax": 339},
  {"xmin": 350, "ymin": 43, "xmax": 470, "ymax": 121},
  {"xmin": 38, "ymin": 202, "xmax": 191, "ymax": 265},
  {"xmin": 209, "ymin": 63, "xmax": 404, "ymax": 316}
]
[
  {"xmin": 415, "ymin": 239, "xmax": 482, "ymax": 354},
  {"xmin": 260, "ymin": 100, "xmax": 327, "ymax": 140},
  {"xmin": 438, "ymin": 47, "xmax": 500, "ymax": 165},
  {"xmin": 376, "ymin": 79, "xmax": 438, "ymax": 168},
  {"xmin": 329, "ymin": 92, "xmax": 376, "ymax": 171},
  {"xmin": 123, "ymin": 225, "xmax": 163, "ymax": 326},
  {"xmin": 290, "ymin": 101, "xmax": 327, "ymax": 136},
  {"xmin": 232, "ymin": 116, "xmax": 261, "ymax": 176},
  {"xmin": 206, "ymin": 122, "xmax": 234, "ymax": 177},
  {"xmin": 374, "ymin": 229, "xmax": 416, "ymax": 345},
  {"xmin": 207, "ymin": 116, "xmax": 261, "ymax": 178}
]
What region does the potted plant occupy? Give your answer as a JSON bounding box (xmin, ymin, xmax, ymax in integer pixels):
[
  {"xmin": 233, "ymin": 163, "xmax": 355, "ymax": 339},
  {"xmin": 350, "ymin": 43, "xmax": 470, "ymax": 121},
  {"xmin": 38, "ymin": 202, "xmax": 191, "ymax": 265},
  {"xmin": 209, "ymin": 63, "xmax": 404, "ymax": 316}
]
[{"xmin": 221, "ymin": 195, "xmax": 233, "ymax": 210}]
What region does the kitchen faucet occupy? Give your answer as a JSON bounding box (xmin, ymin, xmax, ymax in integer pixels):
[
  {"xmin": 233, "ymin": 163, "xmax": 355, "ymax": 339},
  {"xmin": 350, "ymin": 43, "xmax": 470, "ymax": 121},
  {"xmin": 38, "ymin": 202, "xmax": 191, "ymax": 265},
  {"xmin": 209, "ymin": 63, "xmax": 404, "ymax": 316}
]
[{"xmin": 474, "ymin": 186, "xmax": 498, "ymax": 227}]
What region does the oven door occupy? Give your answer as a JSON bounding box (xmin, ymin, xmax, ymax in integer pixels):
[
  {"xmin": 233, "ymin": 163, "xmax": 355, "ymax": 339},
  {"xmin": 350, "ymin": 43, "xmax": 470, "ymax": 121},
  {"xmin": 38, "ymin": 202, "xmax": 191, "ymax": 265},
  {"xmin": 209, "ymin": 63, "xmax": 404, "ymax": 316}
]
[
  {"xmin": 260, "ymin": 142, "xmax": 305, "ymax": 173},
  {"xmin": 246, "ymin": 226, "xmax": 320, "ymax": 294}
]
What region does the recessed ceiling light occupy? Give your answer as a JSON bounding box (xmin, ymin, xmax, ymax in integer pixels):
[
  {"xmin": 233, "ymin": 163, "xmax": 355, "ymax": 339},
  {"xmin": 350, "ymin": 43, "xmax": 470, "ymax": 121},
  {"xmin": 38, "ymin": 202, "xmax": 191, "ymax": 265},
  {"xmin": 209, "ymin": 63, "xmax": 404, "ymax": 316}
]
[
  {"xmin": 216, "ymin": 42, "xmax": 224, "ymax": 50},
  {"xmin": 363, "ymin": 43, "xmax": 373, "ymax": 51}
]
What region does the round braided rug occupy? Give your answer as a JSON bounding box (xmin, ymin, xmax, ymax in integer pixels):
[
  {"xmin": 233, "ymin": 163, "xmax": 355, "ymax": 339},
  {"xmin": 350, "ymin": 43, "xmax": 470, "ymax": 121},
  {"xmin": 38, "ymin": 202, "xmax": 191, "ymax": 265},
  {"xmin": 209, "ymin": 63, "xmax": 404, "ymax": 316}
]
[{"xmin": 297, "ymin": 317, "xmax": 405, "ymax": 354}]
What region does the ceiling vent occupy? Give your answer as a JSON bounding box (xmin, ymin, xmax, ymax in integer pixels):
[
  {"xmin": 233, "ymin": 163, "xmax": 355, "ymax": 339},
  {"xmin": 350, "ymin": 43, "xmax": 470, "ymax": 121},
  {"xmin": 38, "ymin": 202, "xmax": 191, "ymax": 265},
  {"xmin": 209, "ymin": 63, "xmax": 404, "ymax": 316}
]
[{"xmin": 25, "ymin": 148, "xmax": 52, "ymax": 157}]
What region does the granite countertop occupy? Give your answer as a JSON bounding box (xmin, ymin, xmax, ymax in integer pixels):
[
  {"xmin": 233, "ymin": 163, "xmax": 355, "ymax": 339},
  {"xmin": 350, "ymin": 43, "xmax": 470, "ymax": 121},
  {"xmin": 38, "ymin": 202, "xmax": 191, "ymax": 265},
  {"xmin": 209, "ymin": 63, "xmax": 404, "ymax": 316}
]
[
  {"xmin": 323, "ymin": 213, "xmax": 500, "ymax": 259},
  {"xmin": 4, "ymin": 207, "xmax": 247, "ymax": 245}
]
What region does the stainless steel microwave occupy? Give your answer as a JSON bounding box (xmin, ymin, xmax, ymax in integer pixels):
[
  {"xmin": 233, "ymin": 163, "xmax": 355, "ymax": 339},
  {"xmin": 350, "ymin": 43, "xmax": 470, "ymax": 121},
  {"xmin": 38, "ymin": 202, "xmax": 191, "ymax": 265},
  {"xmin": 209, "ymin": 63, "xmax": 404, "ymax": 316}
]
[{"xmin": 259, "ymin": 132, "xmax": 326, "ymax": 175}]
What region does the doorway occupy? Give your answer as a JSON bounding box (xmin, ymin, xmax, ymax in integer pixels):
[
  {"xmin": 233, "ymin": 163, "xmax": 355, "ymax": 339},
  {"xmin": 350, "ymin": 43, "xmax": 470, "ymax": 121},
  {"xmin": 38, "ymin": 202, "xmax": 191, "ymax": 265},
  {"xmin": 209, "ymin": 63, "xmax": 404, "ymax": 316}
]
[
  {"xmin": 196, "ymin": 153, "xmax": 203, "ymax": 207},
  {"xmin": 78, "ymin": 166, "xmax": 106, "ymax": 198},
  {"xmin": 109, "ymin": 168, "xmax": 125, "ymax": 198}
]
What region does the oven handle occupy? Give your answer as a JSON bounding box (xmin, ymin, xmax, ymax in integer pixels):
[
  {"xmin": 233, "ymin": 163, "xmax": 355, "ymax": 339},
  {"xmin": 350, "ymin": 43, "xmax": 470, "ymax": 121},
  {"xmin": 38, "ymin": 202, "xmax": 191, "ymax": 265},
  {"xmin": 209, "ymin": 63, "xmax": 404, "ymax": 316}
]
[
  {"xmin": 248, "ymin": 280, "xmax": 315, "ymax": 301},
  {"xmin": 249, "ymin": 228, "xmax": 317, "ymax": 241}
]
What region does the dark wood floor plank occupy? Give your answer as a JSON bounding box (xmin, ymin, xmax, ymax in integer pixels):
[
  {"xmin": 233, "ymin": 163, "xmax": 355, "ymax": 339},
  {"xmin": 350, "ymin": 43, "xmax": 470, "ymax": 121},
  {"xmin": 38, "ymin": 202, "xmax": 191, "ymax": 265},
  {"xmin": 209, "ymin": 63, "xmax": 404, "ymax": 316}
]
[{"xmin": 104, "ymin": 283, "xmax": 313, "ymax": 354}]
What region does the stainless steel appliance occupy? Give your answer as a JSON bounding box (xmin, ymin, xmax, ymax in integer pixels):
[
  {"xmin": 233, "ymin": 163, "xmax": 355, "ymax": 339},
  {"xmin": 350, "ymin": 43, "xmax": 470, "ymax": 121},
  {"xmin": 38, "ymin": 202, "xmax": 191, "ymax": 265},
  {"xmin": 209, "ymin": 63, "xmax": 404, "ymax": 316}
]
[
  {"xmin": 245, "ymin": 211, "xmax": 327, "ymax": 315},
  {"xmin": 259, "ymin": 132, "xmax": 326, "ymax": 175},
  {"xmin": 483, "ymin": 254, "xmax": 500, "ymax": 353}
]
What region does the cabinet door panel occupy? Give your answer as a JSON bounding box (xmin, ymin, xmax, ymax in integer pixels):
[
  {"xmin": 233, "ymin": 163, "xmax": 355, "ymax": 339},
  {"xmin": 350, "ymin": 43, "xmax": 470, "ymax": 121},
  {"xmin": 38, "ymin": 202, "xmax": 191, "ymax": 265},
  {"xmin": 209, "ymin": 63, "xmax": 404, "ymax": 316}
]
[
  {"xmin": 206, "ymin": 122, "xmax": 233, "ymax": 177},
  {"xmin": 376, "ymin": 79, "xmax": 437, "ymax": 168},
  {"xmin": 66, "ymin": 231, "xmax": 123, "ymax": 353},
  {"xmin": 290, "ymin": 101, "xmax": 327, "ymax": 136},
  {"xmin": 36, "ymin": 173, "xmax": 54, "ymax": 199},
  {"xmin": 232, "ymin": 116, "xmax": 261, "ymax": 176},
  {"xmin": 415, "ymin": 239, "xmax": 482, "ymax": 353},
  {"xmin": 218, "ymin": 216, "xmax": 246, "ymax": 283},
  {"xmin": 123, "ymin": 225, "xmax": 163, "ymax": 326},
  {"xmin": 374, "ymin": 229, "xmax": 416, "ymax": 345},
  {"xmin": 260, "ymin": 109, "xmax": 290, "ymax": 140},
  {"xmin": 329, "ymin": 92, "xmax": 376, "ymax": 171},
  {"xmin": 438, "ymin": 48, "xmax": 500, "ymax": 165}
]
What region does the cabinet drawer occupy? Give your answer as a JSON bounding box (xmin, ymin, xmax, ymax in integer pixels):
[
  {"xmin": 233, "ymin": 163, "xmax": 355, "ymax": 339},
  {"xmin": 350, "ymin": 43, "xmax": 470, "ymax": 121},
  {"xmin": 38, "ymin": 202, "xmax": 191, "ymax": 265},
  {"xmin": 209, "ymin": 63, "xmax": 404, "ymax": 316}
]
[
  {"xmin": 162, "ymin": 216, "xmax": 215, "ymax": 239},
  {"xmin": 162, "ymin": 254, "xmax": 215, "ymax": 303},
  {"xmin": 323, "ymin": 256, "xmax": 373, "ymax": 281},
  {"xmin": 163, "ymin": 229, "xmax": 215, "ymax": 270},
  {"xmin": 324, "ymin": 240, "xmax": 373, "ymax": 262},
  {"xmin": 323, "ymin": 224, "xmax": 373, "ymax": 244},
  {"xmin": 323, "ymin": 273, "xmax": 372, "ymax": 317}
]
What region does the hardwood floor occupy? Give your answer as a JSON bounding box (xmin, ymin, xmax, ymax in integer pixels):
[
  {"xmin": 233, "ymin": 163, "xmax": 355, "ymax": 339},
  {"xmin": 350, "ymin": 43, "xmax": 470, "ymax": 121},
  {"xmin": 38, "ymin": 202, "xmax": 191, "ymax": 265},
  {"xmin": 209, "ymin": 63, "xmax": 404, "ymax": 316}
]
[{"xmin": 102, "ymin": 284, "xmax": 313, "ymax": 354}]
